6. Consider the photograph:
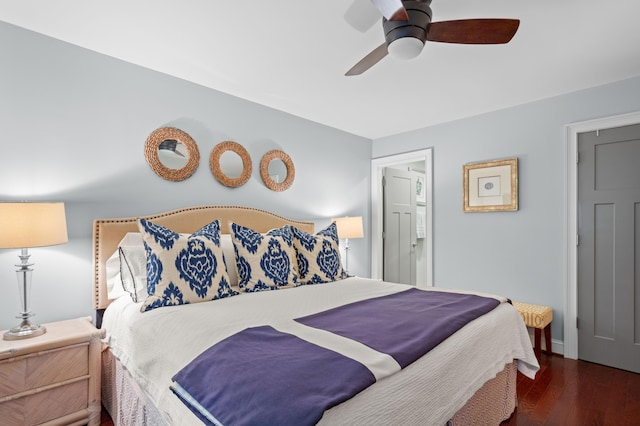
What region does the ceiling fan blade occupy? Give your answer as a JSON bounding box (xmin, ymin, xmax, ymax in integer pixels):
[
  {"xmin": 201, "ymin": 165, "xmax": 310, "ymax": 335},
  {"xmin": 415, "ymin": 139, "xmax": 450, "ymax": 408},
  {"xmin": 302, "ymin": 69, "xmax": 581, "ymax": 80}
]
[
  {"xmin": 371, "ymin": 0, "xmax": 409, "ymax": 21},
  {"xmin": 345, "ymin": 43, "xmax": 389, "ymax": 76},
  {"xmin": 345, "ymin": 0, "xmax": 408, "ymax": 32},
  {"xmin": 344, "ymin": 0, "xmax": 382, "ymax": 32},
  {"xmin": 427, "ymin": 19, "xmax": 520, "ymax": 44}
]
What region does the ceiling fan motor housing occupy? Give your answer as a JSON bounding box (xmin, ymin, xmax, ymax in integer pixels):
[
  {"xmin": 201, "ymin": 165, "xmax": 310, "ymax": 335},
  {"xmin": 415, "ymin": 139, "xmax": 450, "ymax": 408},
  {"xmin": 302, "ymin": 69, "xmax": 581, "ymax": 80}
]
[{"xmin": 383, "ymin": 0, "xmax": 433, "ymax": 46}]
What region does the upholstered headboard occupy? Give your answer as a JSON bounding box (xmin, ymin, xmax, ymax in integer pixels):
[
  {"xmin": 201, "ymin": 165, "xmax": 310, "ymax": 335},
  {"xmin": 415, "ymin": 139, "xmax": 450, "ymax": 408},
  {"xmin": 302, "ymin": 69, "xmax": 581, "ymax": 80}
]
[{"xmin": 92, "ymin": 205, "xmax": 315, "ymax": 312}]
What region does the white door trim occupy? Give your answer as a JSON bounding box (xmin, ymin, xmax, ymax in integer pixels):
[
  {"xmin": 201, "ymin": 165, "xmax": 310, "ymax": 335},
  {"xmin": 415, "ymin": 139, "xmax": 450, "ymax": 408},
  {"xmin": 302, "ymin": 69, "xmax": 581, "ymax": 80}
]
[
  {"xmin": 564, "ymin": 110, "xmax": 640, "ymax": 359},
  {"xmin": 371, "ymin": 149, "xmax": 433, "ymax": 287}
]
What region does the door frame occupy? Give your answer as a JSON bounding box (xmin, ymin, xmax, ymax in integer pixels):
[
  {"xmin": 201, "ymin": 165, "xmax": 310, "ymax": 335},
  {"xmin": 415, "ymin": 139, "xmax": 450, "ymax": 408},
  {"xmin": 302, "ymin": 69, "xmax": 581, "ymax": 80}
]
[
  {"xmin": 371, "ymin": 149, "xmax": 433, "ymax": 287},
  {"xmin": 564, "ymin": 110, "xmax": 640, "ymax": 359}
]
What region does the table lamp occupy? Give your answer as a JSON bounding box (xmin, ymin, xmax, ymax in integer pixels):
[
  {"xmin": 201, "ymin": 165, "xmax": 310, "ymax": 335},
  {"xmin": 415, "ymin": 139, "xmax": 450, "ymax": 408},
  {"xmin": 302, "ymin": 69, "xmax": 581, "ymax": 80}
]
[
  {"xmin": 331, "ymin": 216, "xmax": 364, "ymax": 273},
  {"xmin": 0, "ymin": 202, "xmax": 68, "ymax": 340}
]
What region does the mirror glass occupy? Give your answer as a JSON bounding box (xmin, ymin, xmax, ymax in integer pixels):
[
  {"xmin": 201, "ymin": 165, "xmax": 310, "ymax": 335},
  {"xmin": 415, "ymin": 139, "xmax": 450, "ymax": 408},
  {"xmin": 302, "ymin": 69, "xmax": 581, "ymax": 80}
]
[
  {"xmin": 158, "ymin": 139, "xmax": 189, "ymax": 169},
  {"xmin": 267, "ymin": 159, "xmax": 287, "ymax": 184},
  {"xmin": 219, "ymin": 151, "xmax": 244, "ymax": 179}
]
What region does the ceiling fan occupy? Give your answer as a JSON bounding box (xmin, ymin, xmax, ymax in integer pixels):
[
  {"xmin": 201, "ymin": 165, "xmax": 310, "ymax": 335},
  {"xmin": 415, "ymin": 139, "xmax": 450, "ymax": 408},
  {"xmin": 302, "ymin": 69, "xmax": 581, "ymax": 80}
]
[{"xmin": 345, "ymin": 0, "xmax": 520, "ymax": 76}]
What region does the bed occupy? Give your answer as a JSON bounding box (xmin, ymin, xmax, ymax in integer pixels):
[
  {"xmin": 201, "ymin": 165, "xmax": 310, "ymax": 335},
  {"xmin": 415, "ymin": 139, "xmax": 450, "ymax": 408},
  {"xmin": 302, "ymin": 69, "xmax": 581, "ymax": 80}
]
[{"xmin": 93, "ymin": 205, "xmax": 538, "ymax": 425}]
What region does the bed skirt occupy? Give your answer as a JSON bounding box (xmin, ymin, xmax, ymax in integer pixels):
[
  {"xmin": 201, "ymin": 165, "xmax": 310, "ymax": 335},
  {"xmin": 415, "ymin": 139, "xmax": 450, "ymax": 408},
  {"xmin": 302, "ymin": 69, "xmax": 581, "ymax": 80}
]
[
  {"xmin": 102, "ymin": 347, "xmax": 167, "ymax": 425},
  {"xmin": 450, "ymin": 360, "xmax": 517, "ymax": 425},
  {"xmin": 102, "ymin": 347, "xmax": 517, "ymax": 425}
]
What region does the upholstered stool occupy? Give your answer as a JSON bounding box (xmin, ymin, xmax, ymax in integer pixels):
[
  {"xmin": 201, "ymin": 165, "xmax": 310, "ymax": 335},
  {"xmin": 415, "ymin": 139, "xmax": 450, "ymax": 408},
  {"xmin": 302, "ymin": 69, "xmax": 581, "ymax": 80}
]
[{"xmin": 512, "ymin": 301, "xmax": 553, "ymax": 361}]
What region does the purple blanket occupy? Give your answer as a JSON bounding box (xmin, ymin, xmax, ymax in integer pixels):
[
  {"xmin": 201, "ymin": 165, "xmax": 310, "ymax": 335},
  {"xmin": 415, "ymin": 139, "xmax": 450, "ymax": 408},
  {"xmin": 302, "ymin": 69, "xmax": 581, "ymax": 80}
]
[
  {"xmin": 296, "ymin": 288, "xmax": 500, "ymax": 368},
  {"xmin": 172, "ymin": 288, "xmax": 500, "ymax": 425},
  {"xmin": 172, "ymin": 325, "xmax": 375, "ymax": 426}
]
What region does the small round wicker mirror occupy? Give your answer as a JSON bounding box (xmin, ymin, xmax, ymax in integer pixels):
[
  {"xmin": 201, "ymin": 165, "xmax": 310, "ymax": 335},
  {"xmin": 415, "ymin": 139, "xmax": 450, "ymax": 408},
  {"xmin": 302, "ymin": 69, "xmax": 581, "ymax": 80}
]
[
  {"xmin": 260, "ymin": 150, "xmax": 295, "ymax": 192},
  {"xmin": 210, "ymin": 141, "xmax": 252, "ymax": 187},
  {"xmin": 144, "ymin": 127, "xmax": 200, "ymax": 181}
]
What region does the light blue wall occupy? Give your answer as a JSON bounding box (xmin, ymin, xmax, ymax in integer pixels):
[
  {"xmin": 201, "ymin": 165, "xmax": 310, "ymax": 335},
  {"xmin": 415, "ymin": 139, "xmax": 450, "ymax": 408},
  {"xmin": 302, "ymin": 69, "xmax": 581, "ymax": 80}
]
[
  {"xmin": 372, "ymin": 76, "xmax": 640, "ymax": 346},
  {"xmin": 3, "ymin": 19, "xmax": 640, "ymax": 350},
  {"xmin": 0, "ymin": 22, "xmax": 371, "ymax": 330}
]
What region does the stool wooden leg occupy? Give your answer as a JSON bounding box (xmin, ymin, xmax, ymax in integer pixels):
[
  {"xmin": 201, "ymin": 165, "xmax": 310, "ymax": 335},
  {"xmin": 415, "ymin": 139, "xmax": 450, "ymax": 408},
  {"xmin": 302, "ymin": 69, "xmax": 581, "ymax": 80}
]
[
  {"xmin": 544, "ymin": 324, "xmax": 552, "ymax": 355},
  {"xmin": 534, "ymin": 328, "xmax": 542, "ymax": 361}
]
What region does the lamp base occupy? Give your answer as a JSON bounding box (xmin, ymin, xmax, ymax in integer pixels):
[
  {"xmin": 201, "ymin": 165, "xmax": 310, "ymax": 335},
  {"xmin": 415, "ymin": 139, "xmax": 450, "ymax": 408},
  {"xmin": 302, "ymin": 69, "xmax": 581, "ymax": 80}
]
[{"xmin": 3, "ymin": 320, "xmax": 46, "ymax": 340}]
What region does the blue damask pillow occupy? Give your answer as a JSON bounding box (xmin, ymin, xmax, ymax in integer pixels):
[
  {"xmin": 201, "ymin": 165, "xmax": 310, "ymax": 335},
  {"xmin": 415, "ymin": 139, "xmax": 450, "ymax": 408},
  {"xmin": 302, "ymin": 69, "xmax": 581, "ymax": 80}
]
[
  {"xmin": 138, "ymin": 219, "xmax": 238, "ymax": 312},
  {"xmin": 291, "ymin": 222, "xmax": 349, "ymax": 284},
  {"xmin": 230, "ymin": 222, "xmax": 298, "ymax": 292}
]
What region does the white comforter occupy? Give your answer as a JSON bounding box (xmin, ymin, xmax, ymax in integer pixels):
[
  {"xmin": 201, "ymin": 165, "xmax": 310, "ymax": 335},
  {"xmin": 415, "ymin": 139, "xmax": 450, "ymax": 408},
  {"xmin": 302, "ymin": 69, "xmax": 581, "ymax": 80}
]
[{"xmin": 102, "ymin": 277, "xmax": 538, "ymax": 425}]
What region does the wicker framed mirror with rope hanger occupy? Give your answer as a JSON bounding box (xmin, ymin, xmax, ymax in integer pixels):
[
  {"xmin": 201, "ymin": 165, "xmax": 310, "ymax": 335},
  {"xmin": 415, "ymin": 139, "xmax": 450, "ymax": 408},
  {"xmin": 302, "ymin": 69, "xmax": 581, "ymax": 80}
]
[{"xmin": 144, "ymin": 127, "xmax": 200, "ymax": 181}]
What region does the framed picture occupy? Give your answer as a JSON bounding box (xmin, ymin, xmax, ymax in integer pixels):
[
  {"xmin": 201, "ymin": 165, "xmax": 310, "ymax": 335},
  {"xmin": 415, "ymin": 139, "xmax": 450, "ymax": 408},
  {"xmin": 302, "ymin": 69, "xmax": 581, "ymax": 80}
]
[
  {"xmin": 463, "ymin": 158, "xmax": 518, "ymax": 212},
  {"xmin": 416, "ymin": 174, "xmax": 426, "ymax": 204}
]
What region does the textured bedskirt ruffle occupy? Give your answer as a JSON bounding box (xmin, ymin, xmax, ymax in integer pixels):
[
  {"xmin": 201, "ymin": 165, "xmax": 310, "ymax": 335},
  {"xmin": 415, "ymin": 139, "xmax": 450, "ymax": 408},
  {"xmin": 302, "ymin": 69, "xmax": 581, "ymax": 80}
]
[
  {"xmin": 102, "ymin": 346, "xmax": 517, "ymax": 426},
  {"xmin": 102, "ymin": 347, "xmax": 168, "ymax": 426}
]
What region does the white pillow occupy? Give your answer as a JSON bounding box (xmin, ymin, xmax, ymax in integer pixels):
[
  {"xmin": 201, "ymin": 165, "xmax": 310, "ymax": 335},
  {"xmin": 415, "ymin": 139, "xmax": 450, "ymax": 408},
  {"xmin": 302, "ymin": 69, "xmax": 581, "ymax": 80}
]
[
  {"xmin": 119, "ymin": 245, "xmax": 148, "ymax": 302},
  {"xmin": 220, "ymin": 234, "xmax": 239, "ymax": 289},
  {"xmin": 105, "ymin": 232, "xmax": 143, "ymax": 300}
]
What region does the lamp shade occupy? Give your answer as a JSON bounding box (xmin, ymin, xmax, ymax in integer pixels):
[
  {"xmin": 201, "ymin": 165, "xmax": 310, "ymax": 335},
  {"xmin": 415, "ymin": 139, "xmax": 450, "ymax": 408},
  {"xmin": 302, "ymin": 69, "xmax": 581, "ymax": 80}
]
[
  {"xmin": 0, "ymin": 202, "xmax": 68, "ymax": 249},
  {"xmin": 331, "ymin": 216, "xmax": 364, "ymax": 239}
]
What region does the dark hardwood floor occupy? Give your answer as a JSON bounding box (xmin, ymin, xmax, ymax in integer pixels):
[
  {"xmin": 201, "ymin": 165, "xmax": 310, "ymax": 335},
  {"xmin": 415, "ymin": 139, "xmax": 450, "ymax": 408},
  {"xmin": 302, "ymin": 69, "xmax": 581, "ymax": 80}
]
[
  {"xmin": 100, "ymin": 353, "xmax": 640, "ymax": 425},
  {"xmin": 100, "ymin": 407, "xmax": 114, "ymax": 426},
  {"xmin": 503, "ymin": 353, "xmax": 640, "ymax": 425}
]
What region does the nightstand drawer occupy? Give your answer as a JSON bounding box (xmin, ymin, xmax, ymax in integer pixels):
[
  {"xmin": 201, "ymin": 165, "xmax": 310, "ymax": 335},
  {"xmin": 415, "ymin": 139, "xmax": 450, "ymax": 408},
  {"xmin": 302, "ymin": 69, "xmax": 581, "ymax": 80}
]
[
  {"xmin": 0, "ymin": 343, "xmax": 89, "ymax": 398},
  {"xmin": 0, "ymin": 378, "xmax": 88, "ymax": 425}
]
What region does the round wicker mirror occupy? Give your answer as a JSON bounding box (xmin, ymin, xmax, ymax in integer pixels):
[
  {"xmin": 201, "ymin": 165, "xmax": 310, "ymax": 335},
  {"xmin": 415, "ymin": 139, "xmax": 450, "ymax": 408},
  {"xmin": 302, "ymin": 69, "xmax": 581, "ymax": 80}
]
[
  {"xmin": 210, "ymin": 141, "xmax": 252, "ymax": 187},
  {"xmin": 144, "ymin": 127, "xmax": 200, "ymax": 181},
  {"xmin": 260, "ymin": 150, "xmax": 295, "ymax": 192}
]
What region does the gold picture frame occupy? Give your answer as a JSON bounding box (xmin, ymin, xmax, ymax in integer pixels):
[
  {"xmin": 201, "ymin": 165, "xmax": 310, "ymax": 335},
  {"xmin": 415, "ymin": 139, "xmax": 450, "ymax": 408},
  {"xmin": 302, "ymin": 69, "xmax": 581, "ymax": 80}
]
[{"xmin": 463, "ymin": 158, "xmax": 518, "ymax": 212}]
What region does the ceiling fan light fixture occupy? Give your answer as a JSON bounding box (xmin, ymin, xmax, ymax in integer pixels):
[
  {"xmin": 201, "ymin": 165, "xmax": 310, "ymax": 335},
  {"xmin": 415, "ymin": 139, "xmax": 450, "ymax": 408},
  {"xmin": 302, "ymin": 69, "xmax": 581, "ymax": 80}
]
[
  {"xmin": 387, "ymin": 37, "xmax": 425, "ymax": 60},
  {"xmin": 345, "ymin": 0, "xmax": 518, "ymax": 75}
]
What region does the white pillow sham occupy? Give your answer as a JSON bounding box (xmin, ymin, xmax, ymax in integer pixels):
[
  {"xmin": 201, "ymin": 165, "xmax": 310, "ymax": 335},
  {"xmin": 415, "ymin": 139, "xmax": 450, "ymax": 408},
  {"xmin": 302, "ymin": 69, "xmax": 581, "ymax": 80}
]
[{"xmin": 106, "ymin": 232, "xmax": 144, "ymax": 300}]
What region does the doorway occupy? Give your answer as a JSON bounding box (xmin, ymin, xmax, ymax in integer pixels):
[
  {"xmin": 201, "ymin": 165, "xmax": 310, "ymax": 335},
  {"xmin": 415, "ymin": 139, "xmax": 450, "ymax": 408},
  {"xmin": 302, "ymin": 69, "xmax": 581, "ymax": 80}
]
[
  {"xmin": 371, "ymin": 149, "xmax": 433, "ymax": 287},
  {"xmin": 564, "ymin": 111, "xmax": 640, "ymax": 361},
  {"xmin": 576, "ymin": 123, "xmax": 640, "ymax": 373}
]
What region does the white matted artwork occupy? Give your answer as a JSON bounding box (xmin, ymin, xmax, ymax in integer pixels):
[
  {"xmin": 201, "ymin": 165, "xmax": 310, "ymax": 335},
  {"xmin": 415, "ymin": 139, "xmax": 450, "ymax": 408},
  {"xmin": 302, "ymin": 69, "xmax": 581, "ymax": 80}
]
[{"xmin": 463, "ymin": 158, "xmax": 518, "ymax": 212}]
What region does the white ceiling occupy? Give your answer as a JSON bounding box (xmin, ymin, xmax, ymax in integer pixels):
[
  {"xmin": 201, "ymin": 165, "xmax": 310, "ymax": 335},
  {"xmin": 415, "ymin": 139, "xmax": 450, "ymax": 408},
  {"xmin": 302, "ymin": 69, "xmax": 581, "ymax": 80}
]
[{"xmin": 2, "ymin": 0, "xmax": 640, "ymax": 139}]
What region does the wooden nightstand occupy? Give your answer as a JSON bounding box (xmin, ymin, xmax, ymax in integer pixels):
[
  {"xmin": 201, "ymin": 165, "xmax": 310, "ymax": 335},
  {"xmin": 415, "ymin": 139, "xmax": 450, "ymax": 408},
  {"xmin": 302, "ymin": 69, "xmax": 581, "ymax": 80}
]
[{"xmin": 0, "ymin": 317, "xmax": 104, "ymax": 426}]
